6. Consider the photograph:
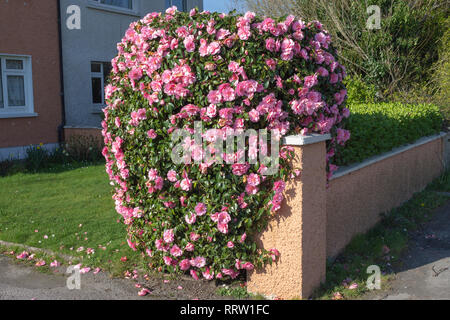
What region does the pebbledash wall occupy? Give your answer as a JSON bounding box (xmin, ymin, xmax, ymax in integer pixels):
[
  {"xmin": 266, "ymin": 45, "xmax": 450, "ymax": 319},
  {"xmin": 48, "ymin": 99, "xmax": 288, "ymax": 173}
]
[
  {"xmin": 0, "ymin": 1, "xmax": 63, "ymax": 160},
  {"xmin": 247, "ymin": 131, "xmax": 449, "ymax": 299}
]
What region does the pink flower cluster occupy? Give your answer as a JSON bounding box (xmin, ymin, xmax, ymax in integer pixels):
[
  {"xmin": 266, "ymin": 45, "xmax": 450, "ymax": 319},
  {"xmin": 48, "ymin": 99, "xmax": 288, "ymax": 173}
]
[{"xmin": 102, "ymin": 7, "xmax": 349, "ymax": 280}]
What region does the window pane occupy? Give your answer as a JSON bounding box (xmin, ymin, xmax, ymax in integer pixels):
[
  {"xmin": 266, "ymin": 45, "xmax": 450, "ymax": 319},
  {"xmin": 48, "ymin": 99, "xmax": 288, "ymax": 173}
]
[
  {"xmin": 91, "ymin": 62, "xmax": 101, "ymax": 73},
  {"xmin": 0, "ymin": 61, "xmax": 3, "ymax": 108},
  {"xmin": 100, "ymin": 0, "xmax": 132, "ymax": 9},
  {"xmin": 7, "ymin": 75, "xmax": 25, "ymax": 106},
  {"xmin": 103, "ymin": 62, "xmax": 112, "ymax": 85},
  {"xmin": 167, "ymin": 0, "xmax": 185, "ymax": 11},
  {"xmin": 92, "ymin": 77, "xmax": 103, "ymax": 104},
  {"xmin": 6, "ymin": 59, "xmax": 23, "ymax": 70}
]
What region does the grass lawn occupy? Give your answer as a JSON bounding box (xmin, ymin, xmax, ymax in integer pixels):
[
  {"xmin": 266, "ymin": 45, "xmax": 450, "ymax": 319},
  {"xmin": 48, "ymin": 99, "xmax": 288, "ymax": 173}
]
[{"xmin": 0, "ymin": 163, "xmax": 142, "ymax": 276}]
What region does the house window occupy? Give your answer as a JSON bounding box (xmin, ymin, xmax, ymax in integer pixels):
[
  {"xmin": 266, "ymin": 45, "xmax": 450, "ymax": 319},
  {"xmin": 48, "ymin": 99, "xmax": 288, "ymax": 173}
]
[
  {"xmin": 92, "ymin": 0, "xmax": 133, "ymax": 10},
  {"xmin": 166, "ymin": 0, "xmax": 186, "ymax": 12},
  {"xmin": 0, "ymin": 55, "xmax": 34, "ymax": 116},
  {"xmin": 91, "ymin": 62, "xmax": 112, "ymax": 107}
]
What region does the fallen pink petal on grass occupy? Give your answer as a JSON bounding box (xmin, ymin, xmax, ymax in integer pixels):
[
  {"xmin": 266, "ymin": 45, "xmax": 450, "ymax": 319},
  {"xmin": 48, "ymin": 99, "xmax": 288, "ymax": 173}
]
[
  {"xmin": 80, "ymin": 267, "xmax": 91, "ymax": 274},
  {"xmin": 16, "ymin": 251, "xmax": 29, "ymax": 260},
  {"xmin": 50, "ymin": 260, "xmax": 60, "ymax": 268},
  {"xmin": 35, "ymin": 260, "xmax": 46, "ymax": 267},
  {"xmin": 348, "ymin": 283, "xmax": 358, "ymax": 290}
]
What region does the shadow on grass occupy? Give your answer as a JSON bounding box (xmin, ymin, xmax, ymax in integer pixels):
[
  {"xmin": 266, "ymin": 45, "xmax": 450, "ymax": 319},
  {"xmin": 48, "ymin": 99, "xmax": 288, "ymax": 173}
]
[{"xmin": 0, "ymin": 159, "xmax": 105, "ymax": 177}]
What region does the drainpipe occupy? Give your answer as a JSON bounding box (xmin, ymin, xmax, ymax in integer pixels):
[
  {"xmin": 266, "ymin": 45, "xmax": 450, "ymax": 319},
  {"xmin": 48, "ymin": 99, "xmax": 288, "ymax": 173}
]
[{"xmin": 57, "ymin": 0, "xmax": 66, "ymax": 145}]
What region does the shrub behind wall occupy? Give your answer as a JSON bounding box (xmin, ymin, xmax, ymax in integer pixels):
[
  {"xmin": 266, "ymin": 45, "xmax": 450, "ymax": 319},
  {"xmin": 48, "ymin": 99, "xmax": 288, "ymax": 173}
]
[{"xmin": 333, "ymin": 103, "xmax": 443, "ymax": 167}]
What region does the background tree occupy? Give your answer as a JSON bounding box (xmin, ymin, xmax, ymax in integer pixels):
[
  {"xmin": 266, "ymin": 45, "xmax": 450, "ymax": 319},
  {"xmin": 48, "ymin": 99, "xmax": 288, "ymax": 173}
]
[{"xmin": 235, "ymin": 0, "xmax": 449, "ymax": 100}]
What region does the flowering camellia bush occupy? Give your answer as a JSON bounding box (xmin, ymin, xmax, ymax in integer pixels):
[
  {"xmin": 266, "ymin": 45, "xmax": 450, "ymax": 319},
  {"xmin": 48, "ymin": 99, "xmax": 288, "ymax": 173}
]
[{"xmin": 101, "ymin": 6, "xmax": 349, "ymax": 280}]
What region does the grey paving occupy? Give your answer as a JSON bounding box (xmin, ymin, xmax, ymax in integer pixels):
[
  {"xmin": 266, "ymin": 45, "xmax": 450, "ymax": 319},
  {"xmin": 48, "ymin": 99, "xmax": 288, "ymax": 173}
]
[
  {"xmin": 367, "ymin": 201, "xmax": 450, "ymax": 300},
  {"xmin": 0, "ymin": 257, "xmax": 148, "ymax": 300}
]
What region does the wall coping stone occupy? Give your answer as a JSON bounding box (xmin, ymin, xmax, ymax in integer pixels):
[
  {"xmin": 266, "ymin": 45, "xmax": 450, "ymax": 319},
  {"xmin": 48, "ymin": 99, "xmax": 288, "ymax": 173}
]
[
  {"xmin": 331, "ymin": 132, "xmax": 447, "ymax": 180},
  {"xmin": 283, "ymin": 133, "xmax": 331, "ymax": 146}
]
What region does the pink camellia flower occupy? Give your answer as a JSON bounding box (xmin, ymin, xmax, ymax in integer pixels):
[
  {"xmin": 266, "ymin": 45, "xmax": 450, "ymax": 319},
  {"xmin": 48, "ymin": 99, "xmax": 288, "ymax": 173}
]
[
  {"xmin": 273, "ymin": 180, "xmax": 286, "ymax": 193},
  {"xmin": 167, "ymin": 170, "xmax": 178, "ymax": 182},
  {"xmin": 183, "ymin": 35, "xmax": 196, "ymax": 52},
  {"xmin": 241, "ymin": 262, "xmax": 254, "ymax": 270},
  {"xmin": 206, "ymin": 104, "xmax": 217, "ymax": 118},
  {"xmin": 231, "ymin": 163, "xmax": 250, "ymax": 176},
  {"xmin": 180, "ymin": 178, "xmax": 192, "ymax": 191},
  {"xmin": 227, "ymin": 241, "xmax": 234, "ymax": 249},
  {"xmin": 190, "ymin": 269, "xmax": 199, "ymax": 280},
  {"xmin": 185, "ymin": 242, "xmax": 195, "ymax": 252},
  {"xmin": 240, "ymin": 233, "xmax": 247, "ymax": 243},
  {"xmin": 202, "ymin": 267, "xmax": 214, "ymax": 280},
  {"xmin": 148, "ymin": 168, "xmax": 158, "ymax": 181},
  {"xmin": 304, "ymin": 74, "xmax": 318, "ymax": 88},
  {"xmin": 154, "ymin": 177, "xmax": 164, "ymax": 190},
  {"xmin": 185, "ymin": 213, "xmax": 197, "ymax": 224},
  {"xmin": 269, "ymin": 248, "xmax": 280, "ymax": 261},
  {"xmin": 170, "ymin": 245, "xmax": 183, "ymax": 257},
  {"xmin": 336, "ymin": 128, "xmax": 351, "ymax": 145},
  {"xmin": 128, "ymin": 68, "xmax": 143, "ymax": 81},
  {"xmin": 195, "ymin": 203, "xmax": 207, "ymax": 216},
  {"xmin": 207, "ymin": 90, "xmax": 222, "ymax": 104},
  {"xmin": 245, "ymin": 184, "xmax": 258, "ymax": 195},
  {"xmin": 163, "ymin": 229, "xmax": 174, "ymax": 243},
  {"xmin": 222, "ymin": 268, "xmax": 240, "ymax": 279},
  {"xmin": 179, "ymin": 259, "xmax": 191, "ymax": 271},
  {"xmin": 265, "ymin": 58, "xmax": 277, "ymax": 70},
  {"xmin": 218, "ymin": 83, "xmax": 236, "ymax": 102},
  {"xmin": 190, "ymin": 232, "xmax": 200, "ymax": 241},
  {"xmin": 163, "ymin": 256, "xmax": 174, "ymax": 266},
  {"xmin": 247, "ymin": 173, "xmax": 261, "ymax": 187},
  {"xmin": 248, "ymin": 109, "xmax": 260, "ymax": 122},
  {"xmin": 127, "ymin": 238, "xmax": 137, "ymax": 251},
  {"xmin": 190, "ymin": 256, "xmax": 206, "ymax": 268},
  {"xmin": 207, "ymin": 41, "xmax": 221, "ymax": 55},
  {"xmin": 147, "ymin": 129, "xmax": 157, "ymax": 139},
  {"xmin": 265, "ymin": 38, "xmax": 278, "ymax": 52},
  {"xmin": 217, "ymin": 211, "xmax": 231, "ymax": 225}
]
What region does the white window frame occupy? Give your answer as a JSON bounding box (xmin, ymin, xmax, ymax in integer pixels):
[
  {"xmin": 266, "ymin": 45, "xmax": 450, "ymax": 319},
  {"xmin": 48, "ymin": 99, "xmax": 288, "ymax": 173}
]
[
  {"xmin": 88, "ymin": 0, "xmax": 139, "ymax": 15},
  {"xmin": 90, "ymin": 61, "xmax": 106, "ymax": 113},
  {"xmin": 0, "ymin": 54, "xmax": 35, "ymax": 118}
]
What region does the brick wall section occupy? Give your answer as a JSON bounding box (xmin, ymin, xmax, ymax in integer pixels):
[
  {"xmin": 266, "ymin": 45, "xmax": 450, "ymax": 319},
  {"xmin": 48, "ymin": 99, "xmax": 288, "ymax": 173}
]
[{"xmin": 0, "ymin": 1, "xmax": 62, "ymax": 148}]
